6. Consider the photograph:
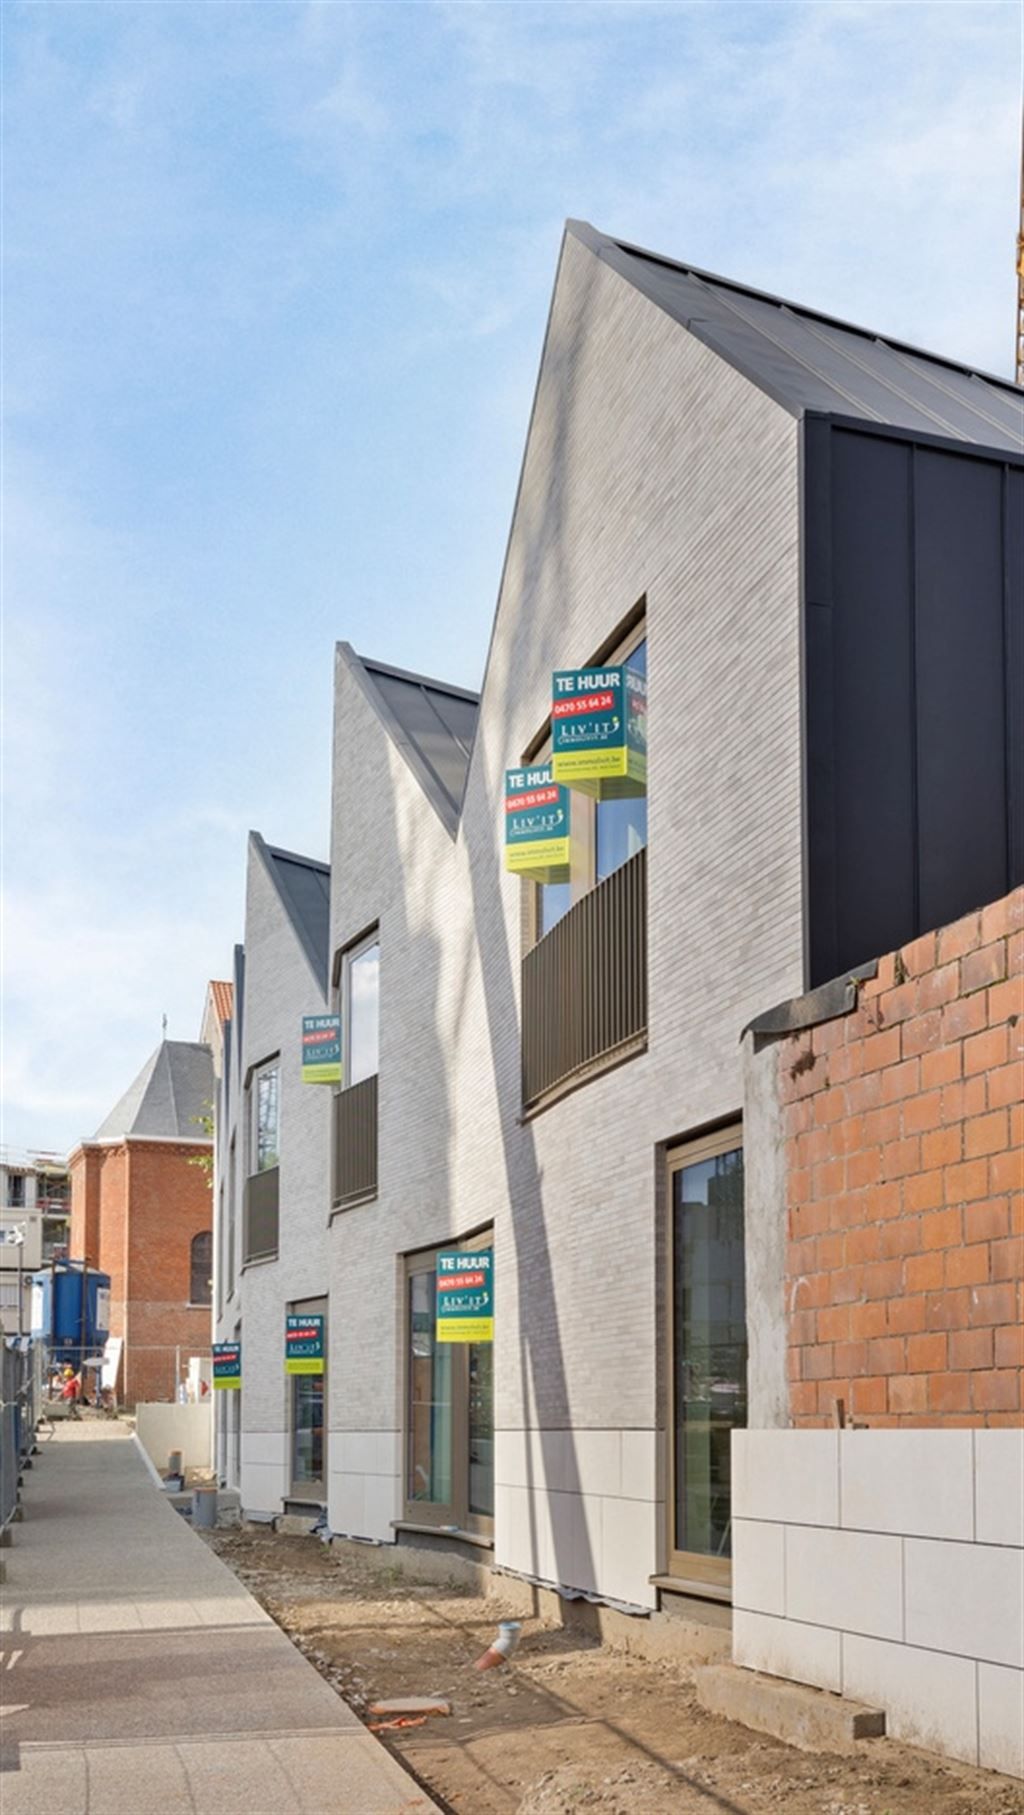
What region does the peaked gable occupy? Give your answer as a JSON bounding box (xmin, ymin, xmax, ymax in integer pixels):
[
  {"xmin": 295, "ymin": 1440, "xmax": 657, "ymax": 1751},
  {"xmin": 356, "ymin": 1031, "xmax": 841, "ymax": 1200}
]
[
  {"xmin": 569, "ymin": 221, "xmax": 1021, "ymax": 451},
  {"xmin": 337, "ymin": 642, "xmax": 479, "ymax": 837},
  {"xmin": 251, "ymin": 833, "xmax": 330, "ymax": 994}
]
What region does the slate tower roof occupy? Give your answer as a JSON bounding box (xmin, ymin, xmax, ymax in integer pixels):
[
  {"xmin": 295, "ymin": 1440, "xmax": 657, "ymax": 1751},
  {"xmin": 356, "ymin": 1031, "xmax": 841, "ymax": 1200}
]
[{"xmin": 92, "ymin": 1041, "xmax": 215, "ymax": 1142}]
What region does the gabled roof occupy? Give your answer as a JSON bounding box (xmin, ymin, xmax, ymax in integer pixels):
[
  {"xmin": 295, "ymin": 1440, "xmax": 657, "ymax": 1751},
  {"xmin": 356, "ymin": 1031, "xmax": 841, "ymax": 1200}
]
[
  {"xmin": 252, "ymin": 834, "xmax": 330, "ymax": 994},
  {"xmin": 337, "ymin": 643, "xmax": 479, "ymax": 837},
  {"xmin": 93, "ymin": 1041, "xmax": 214, "ymax": 1142},
  {"xmin": 569, "ymin": 222, "xmax": 1022, "ymax": 453}
]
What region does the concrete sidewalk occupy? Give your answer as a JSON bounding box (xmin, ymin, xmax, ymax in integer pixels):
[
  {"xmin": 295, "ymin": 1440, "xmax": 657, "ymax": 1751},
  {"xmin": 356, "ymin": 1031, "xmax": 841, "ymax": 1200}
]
[{"xmin": 0, "ymin": 1424, "xmax": 438, "ymax": 1814}]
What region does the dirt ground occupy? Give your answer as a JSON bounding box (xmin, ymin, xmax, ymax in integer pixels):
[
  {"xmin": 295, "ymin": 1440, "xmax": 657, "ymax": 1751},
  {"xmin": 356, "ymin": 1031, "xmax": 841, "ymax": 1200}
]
[{"xmin": 200, "ymin": 1526, "xmax": 1023, "ymax": 1815}]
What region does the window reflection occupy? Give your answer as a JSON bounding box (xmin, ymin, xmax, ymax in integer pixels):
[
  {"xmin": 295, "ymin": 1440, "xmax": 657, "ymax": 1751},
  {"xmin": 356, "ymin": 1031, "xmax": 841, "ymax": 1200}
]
[
  {"xmin": 349, "ymin": 941, "xmax": 380, "ymax": 1085},
  {"xmin": 408, "ymin": 1271, "xmax": 452, "ymax": 1505},
  {"xmin": 673, "ymin": 1146, "xmax": 746, "ymax": 1561}
]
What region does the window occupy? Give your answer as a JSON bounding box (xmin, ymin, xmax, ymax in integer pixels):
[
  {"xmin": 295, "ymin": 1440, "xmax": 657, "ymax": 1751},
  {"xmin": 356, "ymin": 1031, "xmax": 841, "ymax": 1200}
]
[
  {"xmin": 227, "ymin": 1138, "xmax": 237, "ymax": 1300},
  {"xmin": 290, "ymin": 1296, "xmax": 326, "ymax": 1498},
  {"xmin": 7, "ymin": 1174, "xmax": 25, "ymax": 1208},
  {"xmin": 667, "ymin": 1126, "xmax": 746, "ymax": 1590},
  {"xmin": 190, "ymin": 1230, "xmax": 213, "ymax": 1306},
  {"xmin": 344, "ymin": 933, "xmax": 380, "ymax": 1085},
  {"xmin": 251, "ymin": 1062, "xmax": 280, "ymax": 1172},
  {"xmin": 404, "ymin": 1237, "xmax": 494, "ymax": 1536},
  {"xmin": 534, "ymin": 626, "xmax": 647, "ymax": 943}
]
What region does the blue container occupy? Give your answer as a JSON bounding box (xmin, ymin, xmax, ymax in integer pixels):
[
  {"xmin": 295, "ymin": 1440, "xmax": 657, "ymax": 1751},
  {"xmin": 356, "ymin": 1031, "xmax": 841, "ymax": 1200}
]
[{"xmin": 30, "ymin": 1263, "xmax": 111, "ymax": 1365}]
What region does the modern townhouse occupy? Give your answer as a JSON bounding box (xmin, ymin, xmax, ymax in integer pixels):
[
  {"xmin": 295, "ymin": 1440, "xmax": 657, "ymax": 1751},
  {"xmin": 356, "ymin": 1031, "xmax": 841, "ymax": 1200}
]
[
  {"xmin": 214, "ymin": 220, "xmax": 1022, "ymax": 1773},
  {"xmin": 212, "ymin": 833, "xmax": 332, "ymax": 1511}
]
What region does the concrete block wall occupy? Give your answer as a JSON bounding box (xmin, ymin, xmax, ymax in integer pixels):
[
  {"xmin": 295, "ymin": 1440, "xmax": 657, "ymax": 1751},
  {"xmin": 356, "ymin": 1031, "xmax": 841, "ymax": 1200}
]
[
  {"xmin": 778, "ymin": 886, "xmax": 1024, "ymax": 1426},
  {"xmin": 732, "ymin": 1429, "xmax": 1024, "ymax": 1777}
]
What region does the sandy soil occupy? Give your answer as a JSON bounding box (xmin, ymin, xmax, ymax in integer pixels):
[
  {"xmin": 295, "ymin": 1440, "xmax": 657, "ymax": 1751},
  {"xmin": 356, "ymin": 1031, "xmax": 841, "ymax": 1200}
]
[{"xmin": 201, "ymin": 1526, "xmax": 1024, "ymax": 1815}]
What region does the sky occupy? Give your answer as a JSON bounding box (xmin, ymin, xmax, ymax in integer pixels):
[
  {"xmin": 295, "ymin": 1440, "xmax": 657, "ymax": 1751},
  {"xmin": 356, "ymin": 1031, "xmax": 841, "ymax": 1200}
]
[{"xmin": 3, "ymin": 0, "xmax": 1021, "ymax": 1156}]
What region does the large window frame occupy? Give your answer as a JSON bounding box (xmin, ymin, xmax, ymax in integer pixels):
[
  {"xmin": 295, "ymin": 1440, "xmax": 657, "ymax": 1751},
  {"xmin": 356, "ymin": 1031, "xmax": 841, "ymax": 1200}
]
[
  {"xmin": 528, "ymin": 612, "xmax": 647, "ymax": 950},
  {"xmin": 340, "ymin": 929, "xmax": 380, "ymax": 1088},
  {"xmin": 402, "ymin": 1234, "xmax": 494, "ymax": 1541},
  {"xmin": 665, "ymin": 1123, "xmax": 746, "ymax": 1595}
]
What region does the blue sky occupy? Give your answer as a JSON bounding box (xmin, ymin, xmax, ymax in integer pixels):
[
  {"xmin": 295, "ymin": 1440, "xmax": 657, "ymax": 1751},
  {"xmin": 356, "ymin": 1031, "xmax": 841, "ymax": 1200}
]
[{"xmin": 3, "ymin": 1, "xmax": 1020, "ymax": 1154}]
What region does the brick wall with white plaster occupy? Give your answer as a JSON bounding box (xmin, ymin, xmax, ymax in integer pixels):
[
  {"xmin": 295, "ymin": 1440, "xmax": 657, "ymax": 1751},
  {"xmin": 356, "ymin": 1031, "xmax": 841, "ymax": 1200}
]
[{"xmin": 731, "ymin": 1428, "xmax": 1023, "ymax": 1776}]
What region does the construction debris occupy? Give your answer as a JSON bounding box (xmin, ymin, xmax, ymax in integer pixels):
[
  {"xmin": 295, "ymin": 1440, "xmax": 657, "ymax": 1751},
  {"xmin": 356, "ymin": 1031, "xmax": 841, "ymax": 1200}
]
[{"xmin": 368, "ymin": 1697, "xmax": 451, "ymax": 1718}]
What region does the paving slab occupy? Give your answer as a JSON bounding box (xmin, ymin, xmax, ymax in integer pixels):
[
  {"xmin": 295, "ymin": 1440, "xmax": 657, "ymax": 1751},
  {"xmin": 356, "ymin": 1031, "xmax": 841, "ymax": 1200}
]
[{"xmin": 0, "ymin": 1425, "xmax": 438, "ymax": 1813}]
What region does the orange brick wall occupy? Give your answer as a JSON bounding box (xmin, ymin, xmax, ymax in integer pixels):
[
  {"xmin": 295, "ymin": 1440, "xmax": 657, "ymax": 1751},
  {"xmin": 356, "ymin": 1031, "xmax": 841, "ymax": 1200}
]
[{"xmin": 781, "ymin": 886, "xmax": 1023, "ymax": 1428}]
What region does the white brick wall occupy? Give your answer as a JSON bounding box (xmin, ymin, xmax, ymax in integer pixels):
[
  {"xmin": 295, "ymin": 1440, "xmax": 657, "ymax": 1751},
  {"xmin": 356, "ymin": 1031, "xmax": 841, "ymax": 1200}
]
[
  {"xmin": 321, "ymin": 228, "xmax": 804, "ymax": 1584},
  {"xmin": 213, "ymin": 839, "xmax": 331, "ymax": 1515},
  {"xmin": 732, "ymin": 1429, "xmax": 1024, "ymax": 1776}
]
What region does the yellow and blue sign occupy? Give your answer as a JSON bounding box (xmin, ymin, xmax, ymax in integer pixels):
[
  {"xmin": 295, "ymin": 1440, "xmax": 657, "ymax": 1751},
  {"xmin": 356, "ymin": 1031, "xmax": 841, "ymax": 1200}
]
[
  {"xmin": 436, "ymin": 1248, "xmax": 493, "ymax": 1344},
  {"xmin": 212, "ymin": 1342, "xmax": 241, "ymax": 1389},
  {"xmin": 504, "ymin": 765, "xmax": 571, "ymax": 882},
  {"xmin": 285, "ymin": 1314, "xmax": 325, "ymax": 1375},
  {"xmin": 302, "ymin": 1015, "xmax": 341, "ymax": 1086},
  {"xmin": 551, "ymin": 665, "xmax": 647, "ymax": 799}
]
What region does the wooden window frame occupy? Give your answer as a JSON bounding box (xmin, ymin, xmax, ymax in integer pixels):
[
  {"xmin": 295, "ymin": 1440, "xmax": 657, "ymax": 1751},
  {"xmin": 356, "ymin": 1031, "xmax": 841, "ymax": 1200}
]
[
  {"xmin": 288, "ymin": 1294, "xmax": 328, "ymax": 1501},
  {"xmin": 401, "ymin": 1234, "xmax": 494, "ymax": 1539},
  {"xmin": 665, "ymin": 1122, "xmax": 745, "ymax": 1593}
]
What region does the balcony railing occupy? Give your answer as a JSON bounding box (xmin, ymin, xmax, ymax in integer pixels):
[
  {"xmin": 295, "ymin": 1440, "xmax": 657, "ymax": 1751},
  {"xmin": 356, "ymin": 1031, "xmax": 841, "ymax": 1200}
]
[
  {"xmin": 332, "ymin": 1073, "xmax": 379, "ymax": 1210},
  {"xmin": 522, "ymin": 847, "xmax": 647, "ymax": 1110},
  {"xmin": 243, "ymin": 1167, "xmax": 279, "ymax": 1263}
]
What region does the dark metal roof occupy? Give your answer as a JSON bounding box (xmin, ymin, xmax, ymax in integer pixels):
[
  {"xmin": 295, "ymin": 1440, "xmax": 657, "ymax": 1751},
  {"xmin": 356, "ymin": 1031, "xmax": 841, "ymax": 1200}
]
[
  {"xmin": 93, "ymin": 1041, "xmax": 214, "ymax": 1142},
  {"xmin": 569, "ymin": 221, "xmax": 1023, "ymax": 453},
  {"xmin": 337, "ymin": 643, "xmax": 480, "ymax": 838},
  {"xmin": 252, "ymin": 835, "xmax": 330, "ymax": 994}
]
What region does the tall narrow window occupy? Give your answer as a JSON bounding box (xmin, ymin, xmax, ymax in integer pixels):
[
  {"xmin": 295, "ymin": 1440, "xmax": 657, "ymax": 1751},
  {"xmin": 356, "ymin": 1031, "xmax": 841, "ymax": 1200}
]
[
  {"xmin": 289, "ymin": 1296, "xmax": 327, "ymax": 1499},
  {"xmin": 667, "ymin": 1128, "xmax": 746, "ymax": 1589},
  {"xmin": 404, "ymin": 1237, "xmax": 493, "ymax": 1536},
  {"xmin": 408, "ymin": 1270, "xmax": 453, "ymax": 1508},
  {"xmin": 346, "ymin": 936, "xmax": 380, "ymax": 1085},
  {"xmin": 252, "ymin": 1063, "xmax": 280, "ymax": 1172},
  {"xmin": 227, "ymin": 1138, "xmax": 237, "ymax": 1301},
  {"xmin": 190, "ymin": 1230, "xmax": 213, "ymax": 1307}
]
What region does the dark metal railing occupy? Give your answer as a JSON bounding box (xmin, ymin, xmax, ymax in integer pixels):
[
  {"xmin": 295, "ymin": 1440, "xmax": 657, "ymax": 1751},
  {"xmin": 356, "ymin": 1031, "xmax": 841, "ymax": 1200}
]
[
  {"xmin": 522, "ymin": 847, "xmax": 647, "ymax": 1109},
  {"xmin": 332, "ymin": 1073, "xmax": 379, "ymax": 1209},
  {"xmin": 243, "ymin": 1167, "xmax": 279, "ymax": 1263}
]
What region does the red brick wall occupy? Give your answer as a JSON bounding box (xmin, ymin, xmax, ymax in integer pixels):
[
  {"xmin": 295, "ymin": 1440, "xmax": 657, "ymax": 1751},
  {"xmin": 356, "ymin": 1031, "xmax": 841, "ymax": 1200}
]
[
  {"xmin": 782, "ymin": 887, "xmax": 1023, "ymax": 1428},
  {"xmin": 69, "ymin": 1138, "xmax": 213, "ymax": 1404},
  {"xmin": 124, "ymin": 1142, "xmax": 214, "ymax": 1405}
]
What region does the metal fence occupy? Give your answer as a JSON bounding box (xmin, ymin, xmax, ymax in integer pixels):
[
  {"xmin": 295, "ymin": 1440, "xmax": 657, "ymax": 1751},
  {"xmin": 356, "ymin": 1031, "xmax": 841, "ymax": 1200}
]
[{"xmin": 1, "ymin": 1336, "xmax": 44, "ymax": 1532}]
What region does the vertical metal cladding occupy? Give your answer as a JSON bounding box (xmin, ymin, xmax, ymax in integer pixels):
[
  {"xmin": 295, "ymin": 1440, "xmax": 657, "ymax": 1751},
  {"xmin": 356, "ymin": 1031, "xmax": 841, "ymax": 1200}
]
[
  {"xmin": 242, "ymin": 1168, "xmax": 279, "ymax": 1262},
  {"xmin": 332, "ymin": 1073, "xmax": 379, "ymax": 1208}
]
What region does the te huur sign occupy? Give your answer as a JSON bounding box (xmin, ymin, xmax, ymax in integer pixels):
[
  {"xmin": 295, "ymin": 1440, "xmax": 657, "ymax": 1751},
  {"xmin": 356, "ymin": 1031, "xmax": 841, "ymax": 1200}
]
[
  {"xmin": 551, "ymin": 665, "xmax": 647, "ymax": 799},
  {"xmin": 504, "ymin": 765, "xmax": 572, "ymax": 883},
  {"xmin": 302, "ymin": 1014, "xmax": 341, "ymax": 1085},
  {"xmin": 212, "ymin": 1342, "xmax": 241, "ymax": 1389},
  {"xmin": 436, "ymin": 1249, "xmax": 493, "ymax": 1345},
  {"xmin": 285, "ymin": 1314, "xmax": 325, "ymax": 1375}
]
